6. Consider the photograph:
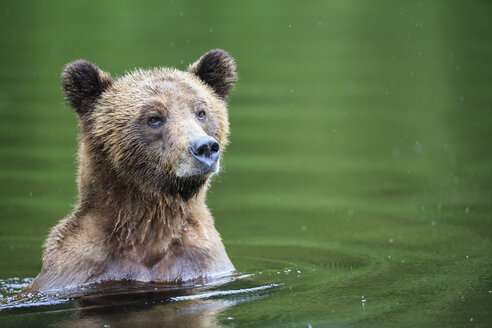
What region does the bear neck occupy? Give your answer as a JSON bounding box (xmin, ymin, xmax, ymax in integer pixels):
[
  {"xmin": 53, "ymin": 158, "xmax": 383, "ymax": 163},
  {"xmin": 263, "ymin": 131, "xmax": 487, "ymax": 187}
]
[{"xmin": 76, "ymin": 141, "xmax": 207, "ymax": 252}]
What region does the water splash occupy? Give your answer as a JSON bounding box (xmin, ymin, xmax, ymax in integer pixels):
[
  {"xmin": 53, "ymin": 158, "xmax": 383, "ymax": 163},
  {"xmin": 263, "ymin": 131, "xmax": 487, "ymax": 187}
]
[
  {"xmin": 0, "ymin": 277, "xmax": 33, "ymax": 296},
  {"xmin": 0, "ymin": 277, "xmax": 71, "ymax": 310}
]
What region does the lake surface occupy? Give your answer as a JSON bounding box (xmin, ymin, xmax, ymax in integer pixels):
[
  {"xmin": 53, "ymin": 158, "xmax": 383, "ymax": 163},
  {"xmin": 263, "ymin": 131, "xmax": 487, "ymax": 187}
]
[{"xmin": 0, "ymin": 1, "xmax": 491, "ymax": 327}]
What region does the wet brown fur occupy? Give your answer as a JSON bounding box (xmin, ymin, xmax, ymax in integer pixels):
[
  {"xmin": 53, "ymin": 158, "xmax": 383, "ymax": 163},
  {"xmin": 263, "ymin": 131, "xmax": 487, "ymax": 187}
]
[{"xmin": 25, "ymin": 49, "xmax": 238, "ymax": 295}]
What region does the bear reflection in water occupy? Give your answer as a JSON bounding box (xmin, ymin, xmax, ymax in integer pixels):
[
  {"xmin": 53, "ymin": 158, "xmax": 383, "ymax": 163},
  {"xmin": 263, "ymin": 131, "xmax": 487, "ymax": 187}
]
[
  {"xmin": 24, "ymin": 49, "xmax": 238, "ymax": 296},
  {"xmin": 59, "ymin": 286, "xmax": 263, "ymax": 328},
  {"xmin": 50, "ymin": 279, "xmax": 266, "ymax": 328}
]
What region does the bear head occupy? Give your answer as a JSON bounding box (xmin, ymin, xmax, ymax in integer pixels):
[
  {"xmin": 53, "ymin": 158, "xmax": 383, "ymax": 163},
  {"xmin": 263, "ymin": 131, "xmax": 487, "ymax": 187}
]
[{"xmin": 61, "ymin": 49, "xmax": 237, "ymax": 200}]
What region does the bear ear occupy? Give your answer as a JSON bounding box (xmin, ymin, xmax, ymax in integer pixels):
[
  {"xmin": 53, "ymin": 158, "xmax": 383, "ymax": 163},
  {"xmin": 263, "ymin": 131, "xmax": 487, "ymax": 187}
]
[
  {"xmin": 61, "ymin": 60, "xmax": 113, "ymax": 116},
  {"xmin": 187, "ymin": 49, "xmax": 237, "ymax": 99}
]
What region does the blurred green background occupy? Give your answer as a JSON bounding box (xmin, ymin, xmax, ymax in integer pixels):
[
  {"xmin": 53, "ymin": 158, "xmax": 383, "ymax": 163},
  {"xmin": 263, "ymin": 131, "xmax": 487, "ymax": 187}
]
[{"xmin": 0, "ymin": 0, "xmax": 491, "ymax": 327}]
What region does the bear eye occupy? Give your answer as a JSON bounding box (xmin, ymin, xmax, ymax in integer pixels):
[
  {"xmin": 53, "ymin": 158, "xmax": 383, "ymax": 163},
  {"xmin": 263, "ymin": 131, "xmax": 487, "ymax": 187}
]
[
  {"xmin": 147, "ymin": 116, "xmax": 164, "ymax": 127},
  {"xmin": 197, "ymin": 110, "xmax": 206, "ymax": 121}
]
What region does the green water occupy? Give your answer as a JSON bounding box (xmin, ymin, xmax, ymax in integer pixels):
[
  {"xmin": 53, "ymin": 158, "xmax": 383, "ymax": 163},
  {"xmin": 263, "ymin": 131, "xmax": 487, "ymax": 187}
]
[{"xmin": 1, "ymin": 0, "xmax": 491, "ymax": 327}]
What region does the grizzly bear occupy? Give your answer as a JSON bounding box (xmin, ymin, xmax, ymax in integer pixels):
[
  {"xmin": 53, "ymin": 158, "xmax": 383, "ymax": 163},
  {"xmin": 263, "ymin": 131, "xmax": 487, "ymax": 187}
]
[{"xmin": 25, "ymin": 49, "xmax": 237, "ymax": 295}]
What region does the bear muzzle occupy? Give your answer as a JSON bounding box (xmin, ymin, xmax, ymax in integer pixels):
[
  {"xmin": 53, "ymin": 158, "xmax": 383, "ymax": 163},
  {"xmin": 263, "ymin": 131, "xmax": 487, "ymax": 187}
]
[{"xmin": 188, "ymin": 136, "xmax": 220, "ymax": 174}]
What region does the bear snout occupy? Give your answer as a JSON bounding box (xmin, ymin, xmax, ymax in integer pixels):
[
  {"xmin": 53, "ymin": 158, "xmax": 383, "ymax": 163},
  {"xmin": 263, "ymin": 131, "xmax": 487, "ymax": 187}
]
[{"xmin": 189, "ymin": 136, "xmax": 220, "ymax": 172}]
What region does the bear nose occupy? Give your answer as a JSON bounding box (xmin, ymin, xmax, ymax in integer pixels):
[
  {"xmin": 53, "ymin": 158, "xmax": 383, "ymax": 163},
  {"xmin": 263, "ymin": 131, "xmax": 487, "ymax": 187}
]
[{"xmin": 189, "ymin": 136, "xmax": 220, "ymax": 168}]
